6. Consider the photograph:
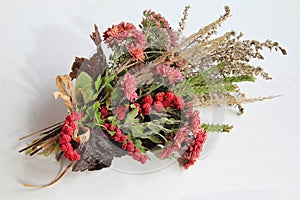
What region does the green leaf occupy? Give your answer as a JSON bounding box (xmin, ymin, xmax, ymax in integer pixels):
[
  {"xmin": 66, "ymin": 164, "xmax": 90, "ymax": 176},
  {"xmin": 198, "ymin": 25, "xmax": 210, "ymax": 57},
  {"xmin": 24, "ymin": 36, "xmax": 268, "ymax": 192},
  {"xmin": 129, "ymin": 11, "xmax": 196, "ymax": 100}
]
[
  {"xmin": 95, "ymin": 75, "xmax": 103, "ymax": 91},
  {"xmin": 94, "ymin": 101, "xmax": 101, "ymax": 125},
  {"xmin": 124, "ymin": 107, "xmax": 139, "ymax": 125},
  {"xmin": 202, "ymin": 123, "xmax": 233, "ymax": 133},
  {"xmin": 130, "ymin": 125, "xmax": 145, "ymax": 138},
  {"xmin": 75, "ymin": 72, "xmax": 95, "ymax": 105},
  {"xmin": 133, "ymin": 139, "xmax": 146, "ymax": 153},
  {"xmin": 148, "ymin": 136, "xmax": 162, "ymax": 144},
  {"xmin": 76, "ymin": 72, "xmax": 93, "ymax": 90}
]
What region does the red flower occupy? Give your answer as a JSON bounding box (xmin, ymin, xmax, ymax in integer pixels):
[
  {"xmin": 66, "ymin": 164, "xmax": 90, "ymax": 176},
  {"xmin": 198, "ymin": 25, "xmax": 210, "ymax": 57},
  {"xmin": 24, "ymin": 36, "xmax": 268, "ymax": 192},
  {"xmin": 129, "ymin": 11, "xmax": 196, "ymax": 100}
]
[
  {"xmin": 142, "ymin": 94, "xmax": 153, "ymax": 105},
  {"xmin": 114, "ymin": 135, "xmax": 121, "ymax": 142},
  {"xmin": 120, "ymin": 135, "xmax": 127, "ymax": 142},
  {"xmin": 101, "ymin": 106, "xmax": 109, "ymax": 119},
  {"xmin": 155, "ymin": 92, "xmax": 165, "ymax": 102},
  {"xmin": 103, "ymin": 22, "xmax": 136, "ymax": 46},
  {"xmin": 127, "ymin": 141, "xmax": 135, "ymax": 152},
  {"xmin": 153, "ymin": 101, "xmax": 164, "ymax": 112},
  {"xmin": 174, "ymin": 95, "xmax": 185, "ymax": 110},
  {"xmin": 59, "ymin": 112, "xmax": 81, "ymax": 162},
  {"xmin": 162, "ymin": 100, "xmax": 170, "ymax": 108},
  {"xmin": 142, "ymin": 103, "xmax": 152, "ymax": 115},
  {"xmin": 104, "ymin": 123, "xmax": 109, "ymax": 129},
  {"xmin": 181, "ymin": 129, "xmax": 207, "ymax": 169},
  {"xmin": 122, "ymin": 143, "xmax": 127, "ymax": 150},
  {"xmin": 165, "ymin": 91, "xmax": 175, "ymax": 102},
  {"xmin": 115, "ymin": 128, "xmax": 122, "ymax": 137},
  {"xmin": 108, "ymin": 124, "xmax": 116, "ymax": 131},
  {"xmin": 140, "ymin": 155, "xmax": 147, "ymax": 164},
  {"xmin": 127, "ymin": 44, "xmax": 145, "ymax": 61},
  {"xmin": 132, "ymin": 152, "xmax": 141, "ymax": 161}
]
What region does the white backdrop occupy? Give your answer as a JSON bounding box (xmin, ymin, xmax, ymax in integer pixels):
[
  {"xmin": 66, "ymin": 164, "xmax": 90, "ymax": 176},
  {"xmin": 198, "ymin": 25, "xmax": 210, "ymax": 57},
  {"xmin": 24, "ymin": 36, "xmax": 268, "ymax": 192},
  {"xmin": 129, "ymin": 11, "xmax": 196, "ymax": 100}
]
[{"xmin": 1, "ymin": 0, "xmax": 300, "ymax": 199}]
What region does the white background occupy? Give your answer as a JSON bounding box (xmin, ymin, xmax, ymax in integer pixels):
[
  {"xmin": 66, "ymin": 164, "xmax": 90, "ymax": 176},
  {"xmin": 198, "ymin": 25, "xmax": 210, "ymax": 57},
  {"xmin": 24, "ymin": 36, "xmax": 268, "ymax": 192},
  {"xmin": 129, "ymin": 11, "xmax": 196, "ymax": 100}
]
[{"xmin": 1, "ymin": 0, "xmax": 299, "ymax": 199}]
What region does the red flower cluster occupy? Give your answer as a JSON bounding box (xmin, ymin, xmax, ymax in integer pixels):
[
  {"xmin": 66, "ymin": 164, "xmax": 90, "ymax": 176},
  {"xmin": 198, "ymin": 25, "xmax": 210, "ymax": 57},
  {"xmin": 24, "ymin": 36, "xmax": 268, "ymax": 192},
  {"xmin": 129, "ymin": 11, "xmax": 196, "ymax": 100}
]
[
  {"xmin": 139, "ymin": 91, "xmax": 185, "ymax": 115},
  {"xmin": 59, "ymin": 112, "xmax": 81, "ymax": 162},
  {"xmin": 104, "ymin": 123, "xmax": 147, "ymax": 164},
  {"xmin": 154, "ymin": 91, "xmax": 185, "ymax": 111}
]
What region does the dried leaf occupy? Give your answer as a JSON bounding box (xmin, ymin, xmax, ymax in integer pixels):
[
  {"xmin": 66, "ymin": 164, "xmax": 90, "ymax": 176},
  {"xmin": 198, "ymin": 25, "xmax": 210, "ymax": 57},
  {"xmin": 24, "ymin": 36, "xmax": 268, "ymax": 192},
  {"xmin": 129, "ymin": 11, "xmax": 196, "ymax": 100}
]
[
  {"xmin": 72, "ymin": 128, "xmax": 127, "ymax": 172},
  {"xmin": 69, "ymin": 25, "xmax": 108, "ymax": 80},
  {"xmin": 53, "ymin": 75, "xmax": 76, "ymax": 110}
]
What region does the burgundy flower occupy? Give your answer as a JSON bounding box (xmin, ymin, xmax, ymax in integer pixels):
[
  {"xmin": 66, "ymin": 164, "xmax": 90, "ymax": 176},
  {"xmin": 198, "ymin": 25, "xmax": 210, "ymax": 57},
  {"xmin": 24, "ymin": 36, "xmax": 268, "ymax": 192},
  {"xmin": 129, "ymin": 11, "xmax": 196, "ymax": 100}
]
[{"xmin": 101, "ymin": 106, "xmax": 109, "ymax": 119}]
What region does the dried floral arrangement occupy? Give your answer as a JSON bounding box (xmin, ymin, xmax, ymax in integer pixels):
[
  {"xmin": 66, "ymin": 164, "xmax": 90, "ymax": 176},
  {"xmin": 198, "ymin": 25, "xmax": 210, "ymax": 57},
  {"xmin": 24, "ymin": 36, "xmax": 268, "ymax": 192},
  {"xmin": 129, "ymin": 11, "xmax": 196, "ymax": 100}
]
[{"xmin": 19, "ymin": 6, "xmax": 286, "ymax": 187}]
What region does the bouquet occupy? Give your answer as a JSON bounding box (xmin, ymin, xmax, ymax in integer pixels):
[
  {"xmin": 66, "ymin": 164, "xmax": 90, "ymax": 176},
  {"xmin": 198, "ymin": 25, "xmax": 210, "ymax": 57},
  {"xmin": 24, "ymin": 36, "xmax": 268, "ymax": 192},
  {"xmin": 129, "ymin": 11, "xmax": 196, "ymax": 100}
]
[{"xmin": 19, "ymin": 6, "xmax": 286, "ymax": 187}]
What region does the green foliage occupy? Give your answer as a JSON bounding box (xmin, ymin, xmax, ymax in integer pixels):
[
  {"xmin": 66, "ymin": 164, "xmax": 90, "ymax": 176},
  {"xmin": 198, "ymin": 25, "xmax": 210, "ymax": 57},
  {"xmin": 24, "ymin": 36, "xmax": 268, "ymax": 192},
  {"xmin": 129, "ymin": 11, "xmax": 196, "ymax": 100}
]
[
  {"xmin": 133, "ymin": 139, "xmax": 146, "ymax": 153},
  {"xmin": 75, "ymin": 72, "xmax": 95, "ymax": 106},
  {"xmin": 202, "ymin": 123, "xmax": 233, "ymax": 133},
  {"xmin": 124, "ymin": 106, "xmax": 139, "ymax": 125},
  {"xmin": 95, "ymin": 75, "xmax": 103, "ymax": 91}
]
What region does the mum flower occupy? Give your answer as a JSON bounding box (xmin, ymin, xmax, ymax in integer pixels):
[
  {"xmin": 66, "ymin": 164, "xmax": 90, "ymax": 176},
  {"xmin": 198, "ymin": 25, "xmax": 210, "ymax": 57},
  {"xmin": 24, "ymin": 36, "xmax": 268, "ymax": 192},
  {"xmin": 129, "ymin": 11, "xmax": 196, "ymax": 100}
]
[
  {"xmin": 120, "ymin": 73, "xmax": 138, "ymax": 102},
  {"xmin": 155, "ymin": 64, "xmax": 183, "ymax": 84}
]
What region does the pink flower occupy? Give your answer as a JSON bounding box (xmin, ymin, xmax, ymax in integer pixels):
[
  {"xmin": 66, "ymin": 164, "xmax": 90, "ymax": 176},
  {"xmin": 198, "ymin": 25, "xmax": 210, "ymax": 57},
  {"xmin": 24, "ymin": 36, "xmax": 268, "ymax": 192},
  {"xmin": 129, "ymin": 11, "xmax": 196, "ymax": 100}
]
[
  {"xmin": 155, "ymin": 64, "xmax": 183, "ymax": 84},
  {"xmin": 186, "ymin": 102, "xmax": 202, "ymax": 136},
  {"xmin": 121, "ymin": 73, "xmax": 138, "ymax": 102},
  {"xmin": 153, "ymin": 101, "xmax": 164, "ymax": 112},
  {"xmin": 173, "ymin": 125, "xmax": 190, "ymax": 148},
  {"xmin": 114, "ymin": 105, "xmax": 127, "ymax": 120},
  {"xmin": 160, "ymin": 145, "xmax": 179, "ymax": 158}
]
